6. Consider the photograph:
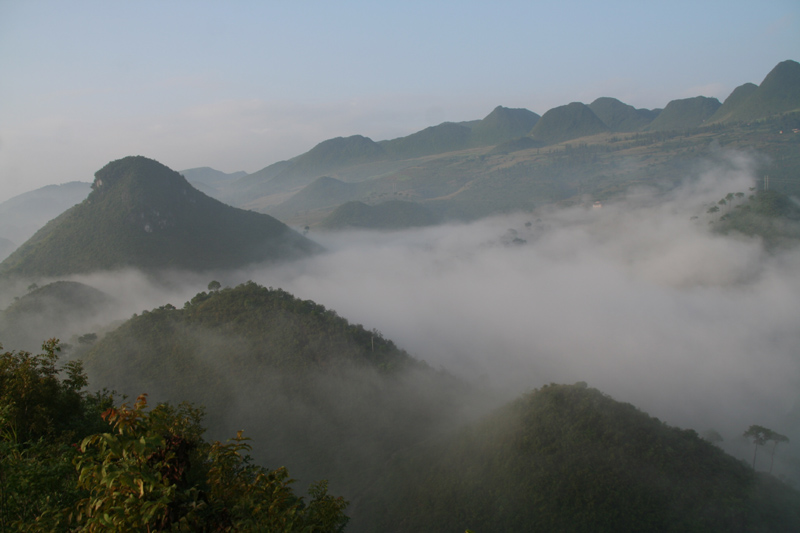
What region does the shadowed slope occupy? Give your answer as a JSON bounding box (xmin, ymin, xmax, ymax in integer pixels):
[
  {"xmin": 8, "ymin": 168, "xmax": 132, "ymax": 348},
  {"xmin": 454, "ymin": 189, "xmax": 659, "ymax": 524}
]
[{"xmin": 0, "ymin": 156, "xmax": 319, "ymax": 277}]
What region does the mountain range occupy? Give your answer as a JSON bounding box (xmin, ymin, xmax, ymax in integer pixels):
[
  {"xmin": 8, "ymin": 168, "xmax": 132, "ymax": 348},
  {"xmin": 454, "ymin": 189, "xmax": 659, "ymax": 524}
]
[
  {"xmin": 1, "ymin": 61, "xmax": 797, "ymax": 279},
  {"xmin": 198, "ymin": 59, "xmax": 800, "ymax": 226}
]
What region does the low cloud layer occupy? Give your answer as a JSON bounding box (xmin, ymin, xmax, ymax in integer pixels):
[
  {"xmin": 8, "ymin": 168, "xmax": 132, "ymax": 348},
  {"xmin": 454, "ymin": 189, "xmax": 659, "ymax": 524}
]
[
  {"xmin": 241, "ymin": 156, "xmax": 799, "ymax": 448},
  {"xmin": 4, "ymin": 152, "xmax": 796, "ymax": 476}
]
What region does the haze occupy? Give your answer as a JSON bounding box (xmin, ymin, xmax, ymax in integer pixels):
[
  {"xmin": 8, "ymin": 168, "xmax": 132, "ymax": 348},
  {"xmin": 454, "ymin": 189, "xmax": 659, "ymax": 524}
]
[
  {"xmin": 2, "ymin": 1, "xmax": 799, "ymax": 202},
  {"xmin": 9, "ymin": 152, "xmax": 791, "ymax": 480}
]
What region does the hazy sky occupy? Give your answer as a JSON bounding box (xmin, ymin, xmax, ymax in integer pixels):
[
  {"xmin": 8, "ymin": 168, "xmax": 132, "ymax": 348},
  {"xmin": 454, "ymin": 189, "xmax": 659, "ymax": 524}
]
[{"xmin": 1, "ymin": 0, "xmax": 798, "ymax": 202}]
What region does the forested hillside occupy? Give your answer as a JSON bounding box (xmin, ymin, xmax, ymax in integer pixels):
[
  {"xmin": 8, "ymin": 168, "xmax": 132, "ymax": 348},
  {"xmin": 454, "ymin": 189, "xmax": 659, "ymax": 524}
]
[
  {"xmin": 365, "ymin": 383, "xmax": 800, "ymax": 532},
  {"xmin": 0, "ymin": 156, "xmax": 319, "ymax": 277},
  {"xmin": 78, "ymin": 282, "xmax": 478, "ymax": 510}
]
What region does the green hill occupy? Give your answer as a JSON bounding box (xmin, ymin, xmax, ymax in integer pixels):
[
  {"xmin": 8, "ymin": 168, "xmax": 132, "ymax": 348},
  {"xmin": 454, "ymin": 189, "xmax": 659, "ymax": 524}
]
[
  {"xmin": 229, "ymin": 136, "xmax": 389, "ymax": 199},
  {"xmin": 268, "ymin": 176, "xmax": 360, "ymax": 221},
  {"xmin": 589, "ymin": 97, "xmax": 659, "ymax": 131},
  {"xmin": 644, "ymin": 96, "xmax": 721, "ymax": 131},
  {"xmin": 708, "ymin": 82, "xmax": 759, "ymax": 123},
  {"xmin": 381, "ymin": 122, "xmax": 473, "ymax": 158},
  {"xmin": 712, "ymin": 189, "xmax": 800, "ymax": 248},
  {"xmin": 179, "ymin": 166, "xmax": 247, "ymax": 199},
  {"xmin": 367, "ymin": 383, "xmax": 800, "ymax": 532},
  {"xmin": 488, "ymin": 135, "xmax": 546, "ymax": 155},
  {"xmin": 712, "ymin": 60, "xmax": 800, "ymax": 123},
  {"xmin": 287, "ymin": 135, "xmax": 387, "ymax": 173},
  {"xmin": 79, "ymin": 281, "xmax": 474, "ymax": 506},
  {"xmin": 0, "ymin": 280, "xmax": 114, "ymax": 351},
  {"xmin": 318, "ymin": 200, "xmax": 440, "ymax": 230},
  {"xmin": 470, "ymin": 105, "xmax": 541, "ymax": 146},
  {"xmin": 529, "ymin": 102, "xmax": 610, "ymax": 144},
  {"xmin": 0, "ymin": 156, "xmax": 319, "ymax": 278}
]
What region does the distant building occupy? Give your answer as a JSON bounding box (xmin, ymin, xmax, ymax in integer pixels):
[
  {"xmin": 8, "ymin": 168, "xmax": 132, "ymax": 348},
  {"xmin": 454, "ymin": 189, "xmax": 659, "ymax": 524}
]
[{"xmin": 592, "ymin": 201, "xmax": 602, "ymax": 209}]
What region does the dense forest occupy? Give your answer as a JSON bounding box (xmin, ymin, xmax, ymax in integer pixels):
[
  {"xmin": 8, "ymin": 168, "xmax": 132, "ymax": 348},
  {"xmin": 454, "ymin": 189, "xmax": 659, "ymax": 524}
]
[
  {"xmin": 2, "ymin": 283, "xmax": 799, "ymax": 531},
  {"xmin": 0, "ymin": 340, "xmax": 348, "ymax": 531}
]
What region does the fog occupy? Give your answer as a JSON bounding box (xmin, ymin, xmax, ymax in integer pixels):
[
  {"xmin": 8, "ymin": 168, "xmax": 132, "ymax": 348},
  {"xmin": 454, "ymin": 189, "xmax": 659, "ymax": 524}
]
[
  {"xmin": 240, "ymin": 154, "xmax": 799, "ymax": 452},
  {"xmin": 2, "ymin": 152, "xmax": 797, "ymax": 482}
]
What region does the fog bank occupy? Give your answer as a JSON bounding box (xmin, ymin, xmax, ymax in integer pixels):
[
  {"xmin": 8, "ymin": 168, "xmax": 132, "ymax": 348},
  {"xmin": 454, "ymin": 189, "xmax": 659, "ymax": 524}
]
[{"xmin": 243, "ymin": 160, "xmax": 799, "ymax": 450}]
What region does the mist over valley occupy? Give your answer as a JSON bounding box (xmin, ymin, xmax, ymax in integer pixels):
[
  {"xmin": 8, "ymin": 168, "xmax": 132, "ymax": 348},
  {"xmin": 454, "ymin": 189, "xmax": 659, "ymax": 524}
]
[{"xmin": 2, "ymin": 56, "xmax": 800, "ymax": 530}]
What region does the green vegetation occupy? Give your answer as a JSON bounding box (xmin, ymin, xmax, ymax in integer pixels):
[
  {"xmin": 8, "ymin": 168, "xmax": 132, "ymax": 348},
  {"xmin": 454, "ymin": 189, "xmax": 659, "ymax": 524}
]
[
  {"xmin": 712, "ymin": 189, "xmax": 800, "ymax": 248},
  {"xmin": 744, "ymin": 425, "xmax": 791, "ymax": 473},
  {"xmin": 529, "ymin": 102, "xmax": 610, "ymax": 144},
  {"xmin": 0, "ymin": 281, "xmax": 114, "ymax": 352},
  {"xmin": 77, "ymin": 282, "xmax": 474, "ymax": 511},
  {"xmin": 0, "ymin": 156, "xmax": 319, "ymax": 278},
  {"xmin": 711, "ymin": 60, "xmax": 800, "ymax": 124},
  {"xmin": 708, "ymin": 82, "xmax": 759, "ymax": 124},
  {"xmin": 469, "ymin": 106, "xmax": 540, "ymax": 146},
  {"xmin": 368, "ymin": 383, "xmax": 800, "ymax": 532},
  {"xmin": 75, "ymin": 60, "xmax": 795, "ymax": 230},
  {"xmin": 644, "ymin": 96, "xmax": 721, "ymax": 131},
  {"xmin": 588, "ymin": 97, "xmax": 659, "ymax": 132},
  {"xmin": 318, "ymin": 200, "xmax": 440, "ymax": 230},
  {"xmin": 4, "ymin": 303, "xmax": 800, "ymax": 530},
  {"xmin": 0, "ymin": 340, "xmax": 348, "ymax": 532}
]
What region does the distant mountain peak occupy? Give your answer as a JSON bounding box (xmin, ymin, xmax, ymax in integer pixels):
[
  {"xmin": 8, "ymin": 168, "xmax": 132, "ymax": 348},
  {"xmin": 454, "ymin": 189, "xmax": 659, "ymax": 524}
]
[
  {"xmin": 529, "ymin": 102, "xmax": 609, "ymax": 144},
  {"xmin": 92, "ymin": 155, "xmax": 177, "ymax": 191},
  {"xmin": 0, "ymin": 156, "xmax": 320, "ymax": 277}
]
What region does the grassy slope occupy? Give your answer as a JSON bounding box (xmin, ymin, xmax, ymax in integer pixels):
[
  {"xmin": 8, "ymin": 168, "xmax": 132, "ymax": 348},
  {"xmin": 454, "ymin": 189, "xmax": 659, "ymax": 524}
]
[
  {"xmin": 317, "ymin": 200, "xmax": 440, "ymax": 230},
  {"xmin": 644, "ymin": 96, "xmax": 721, "ymax": 131}
]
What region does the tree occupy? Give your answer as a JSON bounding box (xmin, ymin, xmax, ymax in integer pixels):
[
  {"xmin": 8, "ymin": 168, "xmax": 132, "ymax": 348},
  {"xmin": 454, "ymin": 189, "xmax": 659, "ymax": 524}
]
[
  {"xmin": 743, "ymin": 425, "xmax": 788, "ymax": 472},
  {"xmin": 0, "ymin": 340, "xmax": 114, "ymax": 530},
  {"xmin": 1, "ymin": 340, "xmax": 349, "ymax": 531},
  {"xmin": 701, "ymin": 429, "xmax": 723, "ymax": 445},
  {"xmin": 744, "ymin": 425, "xmax": 770, "ymax": 469},
  {"xmin": 69, "ymin": 395, "xmax": 349, "ymax": 532},
  {"xmin": 766, "ymin": 430, "xmax": 790, "ymax": 474},
  {"xmin": 207, "ymin": 280, "xmax": 221, "ymax": 292}
]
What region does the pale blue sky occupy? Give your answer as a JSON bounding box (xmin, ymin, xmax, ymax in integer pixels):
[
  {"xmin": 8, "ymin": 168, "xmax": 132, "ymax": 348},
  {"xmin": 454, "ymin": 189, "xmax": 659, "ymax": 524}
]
[{"xmin": 0, "ymin": 0, "xmax": 798, "ymax": 201}]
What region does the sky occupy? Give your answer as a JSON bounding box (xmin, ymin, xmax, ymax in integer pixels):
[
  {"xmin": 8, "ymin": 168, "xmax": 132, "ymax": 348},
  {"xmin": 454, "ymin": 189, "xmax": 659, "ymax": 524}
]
[{"xmin": 0, "ymin": 0, "xmax": 798, "ymax": 203}]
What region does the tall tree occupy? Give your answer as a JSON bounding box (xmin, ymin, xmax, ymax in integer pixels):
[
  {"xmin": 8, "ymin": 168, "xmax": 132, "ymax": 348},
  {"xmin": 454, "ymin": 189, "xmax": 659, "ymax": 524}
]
[
  {"xmin": 767, "ymin": 431, "xmax": 790, "ymax": 474},
  {"xmin": 743, "ymin": 425, "xmax": 770, "ymax": 470}
]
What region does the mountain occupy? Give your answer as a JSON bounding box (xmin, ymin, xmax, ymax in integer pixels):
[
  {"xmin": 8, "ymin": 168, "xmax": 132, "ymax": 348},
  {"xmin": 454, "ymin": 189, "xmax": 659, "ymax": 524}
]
[
  {"xmin": 0, "ymin": 238, "xmax": 16, "ymax": 262},
  {"xmin": 710, "ymin": 60, "xmax": 800, "ymax": 123},
  {"xmin": 228, "ymin": 107, "xmax": 541, "ymax": 205},
  {"xmin": 179, "ymin": 166, "xmax": 247, "ymax": 199},
  {"xmin": 267, "ymin": 135, "xmax": 388, "ymax": 190},
  {"xmin": 0, "ymin": 280, "xmax": 114, "ymax": 351},
  {"xmin": 267, "ymin": 176, "xmax": 361, "ymax": 222},
  {"xmin": 153, "ymin": 61, "xmax": 799, "ymax": 225},
  {"xmin": 0, "ymin": 181, "xmax": 91, "ymax": 253},
  {"xmin": 708, "ymin": 82, "xmax": 759, "ymax": 123},
  {"xmin": 470, "ymin": 105, "xmax": 541, "ymax": 146},
  {"xmin": 380, "ymin": 122, "xmax": 473, "ymax": 158},
  {"xmin": 528, "ymin": 102, "xmax": 610, "ymax": 144},
  {"xmin": 0, "ymin": 156, "xmax": 320, "ymax": 278},
  {"xmin": 318, "ymin": 200, "xmax": 440, "ymax": 230},
  {"xmin": 644, "ymin": 96, "xmax": 721, "ymax": 131},
  {"xmin": 79, "ymin": 281, "xmax": 476, "ymax": 509},
  {"xmin": 366, "ymin": 383, "xmax": 800, "ymax": 532},
  {"xmin": 588, "ymin": 97, "xmax": 660, "ymax": 131}
]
